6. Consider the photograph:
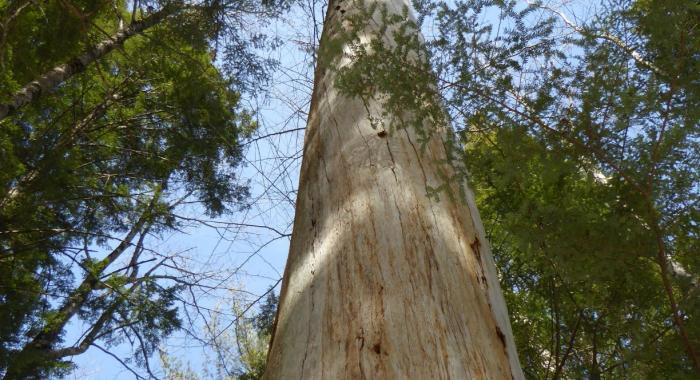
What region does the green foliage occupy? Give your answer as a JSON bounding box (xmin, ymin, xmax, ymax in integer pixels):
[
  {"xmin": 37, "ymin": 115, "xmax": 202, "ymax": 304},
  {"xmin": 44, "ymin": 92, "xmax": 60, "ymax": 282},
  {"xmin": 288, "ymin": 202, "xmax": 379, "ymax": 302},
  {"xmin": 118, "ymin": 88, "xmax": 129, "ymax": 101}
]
[
  {"xmin": 0, "ymin": 0, "xmax": 114, "ymax": 89},
  {"xmin": 0, "ymin": 0, "xmax": 281, "ymax": 377},
  {"xmin": 254, "ymin": 289, "xmax": 279, "ymax": 337},
  {"xmin": 235, "ymin": 289, "xmax": 278, "ymax": 379},
  {"xmin": 445, "ymin": 0, "xmax": 700, "ymax": 377}
]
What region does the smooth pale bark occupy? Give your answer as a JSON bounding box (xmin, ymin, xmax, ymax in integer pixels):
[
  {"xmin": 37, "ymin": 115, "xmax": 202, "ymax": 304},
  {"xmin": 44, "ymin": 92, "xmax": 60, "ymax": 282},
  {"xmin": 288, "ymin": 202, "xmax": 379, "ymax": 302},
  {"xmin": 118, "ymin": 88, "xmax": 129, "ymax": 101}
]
[{"xmin": 264, "ymin": 0, "xmax": 524, "ymax": 378}]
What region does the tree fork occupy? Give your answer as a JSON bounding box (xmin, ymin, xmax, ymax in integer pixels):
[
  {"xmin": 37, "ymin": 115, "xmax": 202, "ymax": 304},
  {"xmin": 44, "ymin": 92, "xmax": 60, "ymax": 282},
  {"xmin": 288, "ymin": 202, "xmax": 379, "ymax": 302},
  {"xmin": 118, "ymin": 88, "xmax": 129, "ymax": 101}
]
[{"xmin": 263, "ymin": 0, "xmax": 524, "ymax": 378}]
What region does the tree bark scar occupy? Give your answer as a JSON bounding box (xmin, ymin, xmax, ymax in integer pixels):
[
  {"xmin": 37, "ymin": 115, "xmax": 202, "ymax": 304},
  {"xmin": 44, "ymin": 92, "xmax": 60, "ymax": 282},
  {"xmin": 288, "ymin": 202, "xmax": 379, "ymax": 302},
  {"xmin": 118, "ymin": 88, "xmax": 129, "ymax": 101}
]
[
  {"xmin": 495, "ymin": 324, "xmax": 516, "ymax": 380},
  {"xmin": 470, "ymin": 237, "xmax": 481, "ymax": 262},
  {"xmin": 356, "ymin": 329, "xmax": 368, "ymax": 380},
  {"xmin": 470, "ymin": 237, "xmax": 488, "ymax": 288},
  {"xmin": 495, "ymin": 326, "xmax": 507, "ymax": 349}
]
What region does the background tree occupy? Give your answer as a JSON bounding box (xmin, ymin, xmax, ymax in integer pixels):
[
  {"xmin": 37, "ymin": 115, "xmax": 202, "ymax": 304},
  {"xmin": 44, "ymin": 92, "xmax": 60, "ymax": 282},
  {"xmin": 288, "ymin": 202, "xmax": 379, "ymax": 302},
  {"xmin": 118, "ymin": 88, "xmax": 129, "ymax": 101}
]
[
  {"xmin": 0, "ymin": 0, "xmax": 286, "ymax": 377},
  {"xmin": 159, "ymin": 287, "xmax": 279, "ymax": 380}
]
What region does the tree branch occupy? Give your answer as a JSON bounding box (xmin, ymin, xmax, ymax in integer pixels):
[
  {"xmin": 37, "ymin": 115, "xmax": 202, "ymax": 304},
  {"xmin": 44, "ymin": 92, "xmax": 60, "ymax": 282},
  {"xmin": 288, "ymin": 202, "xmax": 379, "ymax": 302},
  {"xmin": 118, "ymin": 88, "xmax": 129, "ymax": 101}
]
[
  {"xmin": 532, "ymin": 2, "xmax": 665, "ymax": 77},
  {"xmin": 0, "ymin": 2, "xmax": 182, "ymax": 121}
]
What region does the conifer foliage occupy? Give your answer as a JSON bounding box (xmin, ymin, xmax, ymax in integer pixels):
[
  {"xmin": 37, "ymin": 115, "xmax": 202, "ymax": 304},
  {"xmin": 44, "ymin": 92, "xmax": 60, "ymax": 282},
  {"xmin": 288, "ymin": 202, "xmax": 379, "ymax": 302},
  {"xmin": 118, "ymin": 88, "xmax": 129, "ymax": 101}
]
[{"xmin": 0, "ymin": 0, "xmax": 283, "ymax": 378}]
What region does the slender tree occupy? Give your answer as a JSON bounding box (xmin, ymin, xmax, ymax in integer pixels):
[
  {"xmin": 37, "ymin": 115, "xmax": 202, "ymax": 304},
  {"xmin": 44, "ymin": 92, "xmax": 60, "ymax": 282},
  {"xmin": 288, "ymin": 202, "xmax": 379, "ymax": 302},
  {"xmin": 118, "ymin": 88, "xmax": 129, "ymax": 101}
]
[{"xmin": 263, "ymin": 0, "xmax": 523, "ymax": 377}]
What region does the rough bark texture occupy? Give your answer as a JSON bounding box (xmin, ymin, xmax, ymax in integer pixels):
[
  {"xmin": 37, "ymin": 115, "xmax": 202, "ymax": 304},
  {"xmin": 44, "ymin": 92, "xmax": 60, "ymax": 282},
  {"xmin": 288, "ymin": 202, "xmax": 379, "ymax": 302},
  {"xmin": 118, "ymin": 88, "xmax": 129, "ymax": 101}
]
[{"xmin": 264, "ymin": 0, "xmax": 524, "ymax": 378}]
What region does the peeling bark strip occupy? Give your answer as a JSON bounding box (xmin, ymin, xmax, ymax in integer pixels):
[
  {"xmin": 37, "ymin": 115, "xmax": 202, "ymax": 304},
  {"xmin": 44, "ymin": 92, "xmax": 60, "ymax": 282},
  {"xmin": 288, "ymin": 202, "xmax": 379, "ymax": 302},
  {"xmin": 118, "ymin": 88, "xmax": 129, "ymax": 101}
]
[
  {"xmin": 0, "ymin": 5, "xmax": 178, "ymax": 122},
  {"xmin": 263, "ymin": 0, "xmax": 524, "ymax": 378}
]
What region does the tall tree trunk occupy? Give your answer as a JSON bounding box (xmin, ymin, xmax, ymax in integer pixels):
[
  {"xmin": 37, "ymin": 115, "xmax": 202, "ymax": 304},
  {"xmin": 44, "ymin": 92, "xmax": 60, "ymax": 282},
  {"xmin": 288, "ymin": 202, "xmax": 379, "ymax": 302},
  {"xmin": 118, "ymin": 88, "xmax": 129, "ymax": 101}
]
[{"xmin": 263, "ymin": 0, "xmax": 524, "ymax": 378}]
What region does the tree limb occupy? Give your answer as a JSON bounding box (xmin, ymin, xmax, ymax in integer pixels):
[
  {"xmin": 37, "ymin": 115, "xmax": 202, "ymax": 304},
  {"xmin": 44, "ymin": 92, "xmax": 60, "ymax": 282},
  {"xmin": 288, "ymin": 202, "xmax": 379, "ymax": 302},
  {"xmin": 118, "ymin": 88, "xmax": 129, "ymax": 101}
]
[{"xmin": 0, "ymin": 3, "xmax": 182, "ymax": 121}]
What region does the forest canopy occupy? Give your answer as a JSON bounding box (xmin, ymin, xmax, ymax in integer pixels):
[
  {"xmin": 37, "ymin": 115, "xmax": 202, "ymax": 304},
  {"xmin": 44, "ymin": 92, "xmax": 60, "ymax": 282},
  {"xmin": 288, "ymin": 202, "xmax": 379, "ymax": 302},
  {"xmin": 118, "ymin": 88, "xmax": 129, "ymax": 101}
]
[{"xmin": 0, "ymin": 0, "xmax": 698, "ymax": 379}]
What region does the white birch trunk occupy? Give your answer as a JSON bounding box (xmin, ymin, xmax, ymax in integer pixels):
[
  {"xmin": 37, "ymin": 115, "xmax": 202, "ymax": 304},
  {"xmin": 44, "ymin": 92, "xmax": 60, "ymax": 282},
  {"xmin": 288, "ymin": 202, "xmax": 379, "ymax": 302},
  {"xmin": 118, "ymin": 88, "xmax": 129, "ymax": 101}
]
[{"xmin": 264, "ymin": 0, "xmax": 524, "ymax": 378}]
